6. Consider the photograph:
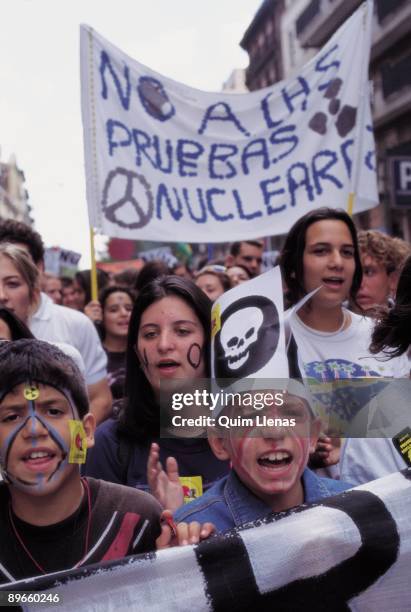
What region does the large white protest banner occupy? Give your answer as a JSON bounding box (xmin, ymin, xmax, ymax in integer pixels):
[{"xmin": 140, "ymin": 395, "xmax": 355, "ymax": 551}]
[
  {"xmin": 80, "ymin": 2, "xmax": 377, "ymax": 243},
  {"xmin": 9, "ymin": 470, "xmax": 411, "ymax": 612}
]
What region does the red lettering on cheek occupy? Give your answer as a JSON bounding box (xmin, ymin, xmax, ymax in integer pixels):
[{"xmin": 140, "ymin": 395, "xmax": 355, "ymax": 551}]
[
  {"xmin": 230, "ymin": 434, "xmax": 254, "ymax": 479},
  {"xmin": 293, "ymin": 436, "xmax": 310, "ymax": 471}
]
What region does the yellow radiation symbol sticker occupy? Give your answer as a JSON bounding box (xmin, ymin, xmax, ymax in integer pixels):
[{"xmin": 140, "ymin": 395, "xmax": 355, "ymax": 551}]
[
  {"xmin": 179, "ymin": 476, "xmax": 203, "ymax": 504},
  {"xmin": 68, "ymin": 420, "xmax": 88, "ymax": 464},
  {"xmin": 211, "ymin": 303, "xmax": 221, "ymax": 340},
  {"xmin": 393, "ymin": 427, "xmax": 411, "ymax": 467},
  {"xmin": 24, "ymin": 386, "xmax": 40, "ymax": 401}
]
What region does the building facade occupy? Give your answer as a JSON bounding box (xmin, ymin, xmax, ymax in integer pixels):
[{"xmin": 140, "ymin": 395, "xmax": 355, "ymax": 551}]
[
  {"xmin": 222, "ymin": 68, "xmax": 248, "ymax": 93},
  {"xmin": 240, "ymin": 0, "xmax": 285, "ymax": 91},
  {"xmin": 240, "ymin": 0, "xmax": 411, "ymax": 239},
  {"xmin": 0, "ymin": 154, "xmax": 32, "ymax": 225}
]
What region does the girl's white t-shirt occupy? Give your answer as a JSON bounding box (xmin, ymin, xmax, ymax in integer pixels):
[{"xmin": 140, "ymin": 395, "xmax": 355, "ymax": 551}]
[{"xmin": 289, "ymin": 309, "xmax": 410, "ymax": 485}]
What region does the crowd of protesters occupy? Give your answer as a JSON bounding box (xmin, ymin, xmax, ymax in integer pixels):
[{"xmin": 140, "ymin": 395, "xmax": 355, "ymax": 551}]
[{"xmin": 0, "ymin": 213, "xmax": 410, "ymax": 585}]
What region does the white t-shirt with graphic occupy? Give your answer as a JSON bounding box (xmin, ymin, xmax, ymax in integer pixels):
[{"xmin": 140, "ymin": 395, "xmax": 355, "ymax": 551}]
[
  {"xmin": 289, "ymin": 309, "xmax": 409, "ymax": 484},
  {"xmin": 289, "ymin": 309, "xmax": 409, "ymax": 381}
]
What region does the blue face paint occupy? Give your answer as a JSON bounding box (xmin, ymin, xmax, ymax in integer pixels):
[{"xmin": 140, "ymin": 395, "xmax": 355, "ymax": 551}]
[{"xmin": 0, "ymin": 382, "xmax": 81, "ymax": 493}]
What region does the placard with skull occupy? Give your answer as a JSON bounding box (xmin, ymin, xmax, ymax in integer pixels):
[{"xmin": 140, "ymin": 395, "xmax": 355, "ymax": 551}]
[{"xmin": 214, "ymin": 295, "xmax": 280, "ymax": 380}]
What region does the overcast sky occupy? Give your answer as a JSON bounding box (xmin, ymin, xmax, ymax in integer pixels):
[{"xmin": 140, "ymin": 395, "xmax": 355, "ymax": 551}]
[{"xmin": 0, "ymin": 0, "xmax": 258, "ymax": 266}]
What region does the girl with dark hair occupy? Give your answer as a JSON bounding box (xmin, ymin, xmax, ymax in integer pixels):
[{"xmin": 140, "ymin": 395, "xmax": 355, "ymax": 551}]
[
  {"xmin": 0, "ymin": 307, "xmax": 34, "ymax": 341},
  {"xmin": 84, "ymin": 276, "xmax": 229, "ymax": 502},
  {"xmin": 98, "ymin": 286, "xmax": 135, "ymax": 400},
  {"xmin": 72, "ymin": 269, "xmax": 110, "ymax": 312},
  {"xmin": 369, "ymin": 255, "xmax": 411, "ymax": 357},
  {"xmin": 281, "ymin": 207, "xmax": 363, "ymax": 313},
  {"xmin": 280, "ymin": 208, "xmax": 409, "ymax": 470},
  {"xmin": 134, "ymin": 260, "xmax": 169, "ymax": 294},
  {"xmin": 340, "ymin": 256, "xmax": 411, "ymax": 485}
]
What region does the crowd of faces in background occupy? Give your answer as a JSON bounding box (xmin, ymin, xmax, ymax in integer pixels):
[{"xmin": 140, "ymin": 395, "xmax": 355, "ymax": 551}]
[
  {"xmin": 0, "ymin": 213, "xmax": 410, "ymax": 526},
  {"xmin": 1, "ymin": 224, "xmax": 409, "ymax": 432}
]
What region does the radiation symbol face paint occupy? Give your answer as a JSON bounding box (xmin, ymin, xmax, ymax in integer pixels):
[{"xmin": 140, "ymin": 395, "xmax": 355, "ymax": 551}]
[
  {"xmin": 23, "ymin": 386, "xmax": 40, "ymax": 401},
  {"xmin": 0, "ymin": 382, "xmax": 82, "ymax": 493}
]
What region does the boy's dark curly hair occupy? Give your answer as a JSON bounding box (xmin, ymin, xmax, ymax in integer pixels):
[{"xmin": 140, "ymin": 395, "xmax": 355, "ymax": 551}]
[
  {"xmin": 0, "ymin": 339, "xmax": 89, "ymax": 417},
  {"xmin": 0, "ymin": 219, "xmax": 45, "ymax": 264}
]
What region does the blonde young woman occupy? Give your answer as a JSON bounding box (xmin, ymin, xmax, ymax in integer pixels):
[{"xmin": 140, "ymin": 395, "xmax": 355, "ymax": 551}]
[
  {"xmin": 0, "ymin": 244, "xmax": 40, "ymax": 325},
  {"xmin": 0, "ymin": 244, "xmax": 106, "ymax": 420}
]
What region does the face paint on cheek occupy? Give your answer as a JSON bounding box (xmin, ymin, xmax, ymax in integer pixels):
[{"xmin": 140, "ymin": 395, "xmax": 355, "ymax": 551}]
[
  {"xmin": 136, "ymin": 346, "xmax": 149, "ymax": 370},
  {"xmin": 1, "ymin": 422, "xmax": 26, "ymax": 475},
  {"xmin": 142, "ymin": 348, "xmax": 149, "ymax": 368},
  {"xmin": 187, "ymin": 343, "xmax": 202, "ymax": 369},
  {"xmin": 0, "ymin": 420, "xmax": 44, "ymax": 489},
  {"xmin": 35, "ymin": 414, "xmax": 71, "ymax": 484},
  {"xmin": 35, "ymin": 389, "xmax": 80, "ymax": 481},
  {"xmin": 0, "ymin": 396, "xmax": 39, "ymax": 476},
  {"xmin": 0, "ymin": 383, "xmax": 81, "ymax": 491},
  {"xmin": 229, "ymin": 422, "xmax": 310, "ymax": 497},
  {"xmin": 4, "ymin": 411, "xmax": 72, "ymax": 491},
  {"xmin": 13, "ymin": 414, "xmax": 70, "ymax": 490},
  {"xmin": 228, "ymin": 431, "xmax": 255, "ymax": 481},
  {"xmin": 292, "ymin": 434, "xmax": 310, "ymax": 472}
]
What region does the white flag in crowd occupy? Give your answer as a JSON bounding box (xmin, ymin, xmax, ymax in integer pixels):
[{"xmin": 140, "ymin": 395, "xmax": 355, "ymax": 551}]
[
  {"xmin": 211, "ymin": 267, "xmax": 288, "ymax": 380},
  {"xmin": 80, "ymin": 2, "xmax": 377, "ymax": 243}
]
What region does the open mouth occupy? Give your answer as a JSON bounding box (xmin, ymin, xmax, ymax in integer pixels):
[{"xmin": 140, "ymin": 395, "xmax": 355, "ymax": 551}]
[
  {"xmin": 322, "ymin": 277, "xmax": 344, "ymax": 287},
  {"xmin": 22, "ymin": 449, "xmax": 58, "ymax": 470},
  {"xmin": 157, "ymin": 360, "xmax": 180, "ymax": 371},
  {"xmin": 257, "ymin": 451, "xmax": 292, "ymax": 469}
]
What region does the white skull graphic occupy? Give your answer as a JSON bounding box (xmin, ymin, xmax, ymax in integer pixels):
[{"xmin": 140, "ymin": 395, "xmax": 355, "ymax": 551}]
[{"xmin": 220, "ymin": 307, "xmax": 263, "ymax": 370}]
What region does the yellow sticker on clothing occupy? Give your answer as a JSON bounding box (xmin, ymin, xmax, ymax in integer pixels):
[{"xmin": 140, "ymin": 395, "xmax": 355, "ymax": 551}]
[
  {"xmin": 24, "ymin": 386, "xmax": 39, "ymax": 401},
  {"xmin": 211, "ymin": 303, "xmax": 221, "ymax": 339},
  {"xmin": 393, "ymin": 427, "xmax": 411, "ymax": 467},
  {"xmin": 179, "ymin": 476, "xmax": 203, "ymax": 504},
  {"xmin": 68, "ymin": 420, "xmax": 87, "ymax": 464}
]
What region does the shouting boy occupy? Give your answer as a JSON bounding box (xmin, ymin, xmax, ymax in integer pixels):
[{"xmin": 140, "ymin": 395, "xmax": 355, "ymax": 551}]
[
  {"xmin": 0, "ymin": 339, "xmax": 211, "ymax": 584},
  {"xmin": 173, "ymin": 383, "xmax": 351, "ymax": 531}
]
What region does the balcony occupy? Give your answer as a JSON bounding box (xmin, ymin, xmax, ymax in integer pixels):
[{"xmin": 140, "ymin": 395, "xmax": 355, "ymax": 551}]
[
  {"xmin": 371, "ymin": 1, "xmax": 411, "ymax": 62},
  {"xmin": 376, "ymin": 0, "xmax": 406, "ymax": 24},
  {"xmin": 295, "ymin": 0, "xmax": 411, "ymax": 59},
  {"xmin": 296, "ymin": 0, "xmax": 320, "ymax": 37},
  {"xmin": 296, "ymin": 0, "xmax": 361, "ymax": 48},
  {"xmin": 247, "ymin": 37, "xmax": 278, "ymax": 80},
  {"xmin": 381, "ymin": 53, "xmax": 411, "ymax": 98}
]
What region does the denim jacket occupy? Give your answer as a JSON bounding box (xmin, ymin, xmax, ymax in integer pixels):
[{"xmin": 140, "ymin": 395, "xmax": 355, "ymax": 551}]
[{"xmin": 174, "ymin": 468, "xmax": 352, "ymax": 533}]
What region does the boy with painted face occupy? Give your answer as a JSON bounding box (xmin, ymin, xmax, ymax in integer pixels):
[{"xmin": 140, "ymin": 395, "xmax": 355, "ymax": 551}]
[
  {"xmin": 174, "ymin": 383, "xmax": 352, "ymax": 532},
  {"xmin": 0, "ymin": 340, "xmax": 213, "ymax": 584}
]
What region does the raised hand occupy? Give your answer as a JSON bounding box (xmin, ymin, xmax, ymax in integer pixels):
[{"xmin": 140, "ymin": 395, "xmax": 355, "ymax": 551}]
[{"xmin": 147, "ymin": 442, "xmax": 184, "ymax": 512}]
